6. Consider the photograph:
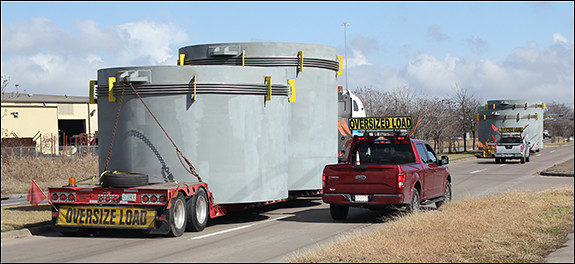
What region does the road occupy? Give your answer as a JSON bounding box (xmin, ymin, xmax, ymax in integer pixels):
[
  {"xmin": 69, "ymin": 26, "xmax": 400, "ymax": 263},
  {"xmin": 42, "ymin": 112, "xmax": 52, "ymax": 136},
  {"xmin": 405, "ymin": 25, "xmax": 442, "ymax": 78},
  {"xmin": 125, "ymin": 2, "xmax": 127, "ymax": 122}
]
[{"xmin": 1, "ymin": 144, "xmax": 573, "ymax": 263}]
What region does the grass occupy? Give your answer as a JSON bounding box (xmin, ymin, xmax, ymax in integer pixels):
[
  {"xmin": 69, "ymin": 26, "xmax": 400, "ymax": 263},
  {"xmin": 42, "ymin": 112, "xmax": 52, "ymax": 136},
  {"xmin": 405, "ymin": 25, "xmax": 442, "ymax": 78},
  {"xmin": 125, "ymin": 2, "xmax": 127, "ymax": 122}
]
[
  {"xmin": 1, "ymin": 155, "xmax": 98, "ymax": 232},
  {"xmin": 1, "ymin": 155, "xmax": 99, "ymax": 195},
  {"xmin": 290, "ymin": 187, "xmax": 574, "ymax": 263},
  {"xmin": 1, "ymin": 204, "xmax": 52, "ymax": 232}
]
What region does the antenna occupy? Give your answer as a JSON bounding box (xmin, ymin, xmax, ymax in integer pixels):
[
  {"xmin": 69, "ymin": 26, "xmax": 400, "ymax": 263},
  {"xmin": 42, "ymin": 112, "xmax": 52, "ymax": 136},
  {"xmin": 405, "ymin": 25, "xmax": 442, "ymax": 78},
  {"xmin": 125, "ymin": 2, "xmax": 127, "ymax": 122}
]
[{"xmin": 342, "ymin": 22, "xmax": 350, "ymax": 90}]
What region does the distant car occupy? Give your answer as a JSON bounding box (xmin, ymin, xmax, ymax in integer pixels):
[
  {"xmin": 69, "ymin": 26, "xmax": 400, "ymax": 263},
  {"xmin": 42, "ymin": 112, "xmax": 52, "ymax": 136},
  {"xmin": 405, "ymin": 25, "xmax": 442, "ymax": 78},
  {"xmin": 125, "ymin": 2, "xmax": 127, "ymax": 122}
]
[{"xmin": 543, "ymin": 130, "xmax": 551, "ymax": 139}]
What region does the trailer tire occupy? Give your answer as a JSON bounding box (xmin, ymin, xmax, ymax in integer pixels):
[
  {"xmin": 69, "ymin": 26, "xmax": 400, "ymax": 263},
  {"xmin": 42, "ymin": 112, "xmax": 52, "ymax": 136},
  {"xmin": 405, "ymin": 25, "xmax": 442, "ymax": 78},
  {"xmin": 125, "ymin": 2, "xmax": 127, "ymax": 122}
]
[
  {"xmin": 329, "ymin": 204, "xmax": 349, "ymax": 220},
  {"xmin": 168, "ymin": 193, "xmax": 187, "ymax": 237},
  {"xmin": 101, "ymin": 172, "xmax": 148, "ymax": 188},
  {"xmin": 186, "ymin": 188, "xmax": 209, "ymax": 232}
]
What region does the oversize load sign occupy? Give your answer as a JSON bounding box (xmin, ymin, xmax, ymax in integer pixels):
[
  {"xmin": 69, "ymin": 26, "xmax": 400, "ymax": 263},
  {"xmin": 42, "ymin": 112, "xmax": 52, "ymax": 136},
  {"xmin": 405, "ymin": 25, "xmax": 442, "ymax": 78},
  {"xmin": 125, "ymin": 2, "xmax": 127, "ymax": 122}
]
[
  {"xmin": 57, "ymin": 206, "xmax": 155, "ymax": 228},
  {"xmin": 499, "ymin": 127, "xmax": 524, "ymax": 133},
  {"xmin": 348, "ymin": 116, "xmax": 412, "ymax": 130}
]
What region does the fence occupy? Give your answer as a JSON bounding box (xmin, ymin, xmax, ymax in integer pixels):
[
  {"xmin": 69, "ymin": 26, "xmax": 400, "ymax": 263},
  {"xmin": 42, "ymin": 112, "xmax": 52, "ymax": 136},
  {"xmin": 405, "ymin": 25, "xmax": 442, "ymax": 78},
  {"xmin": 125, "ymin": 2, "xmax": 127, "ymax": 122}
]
[{"xmin": 1, "ymin": 145, "xmax": 98, "ymax": 159}]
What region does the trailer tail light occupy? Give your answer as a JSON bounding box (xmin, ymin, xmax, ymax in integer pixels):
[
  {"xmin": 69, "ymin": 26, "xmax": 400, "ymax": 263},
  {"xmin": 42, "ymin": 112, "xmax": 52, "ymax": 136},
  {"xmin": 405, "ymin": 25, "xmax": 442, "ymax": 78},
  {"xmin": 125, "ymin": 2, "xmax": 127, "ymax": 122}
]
[
  {"xmin": 397, "ymin": 168, "xmax": 406, "ymax": 190},
  {"xmin": 98, "ymin": 194, "xmax": 119, "ymax": 203},
  {"xmin": 141, "ymin": 194, "xmax": 166, "ymax": 204},
  {"xmin": 50, "ymin": 192, "xmax": 76, "ymax": 202}
]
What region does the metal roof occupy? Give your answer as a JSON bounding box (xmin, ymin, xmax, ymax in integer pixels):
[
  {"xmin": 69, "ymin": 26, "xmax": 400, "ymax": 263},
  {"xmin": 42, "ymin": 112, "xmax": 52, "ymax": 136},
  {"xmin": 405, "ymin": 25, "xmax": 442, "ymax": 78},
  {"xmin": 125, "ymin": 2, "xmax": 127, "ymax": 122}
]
[{"xmin": 1, "ymin": 93, "xmax": 90, "ymax": 104}]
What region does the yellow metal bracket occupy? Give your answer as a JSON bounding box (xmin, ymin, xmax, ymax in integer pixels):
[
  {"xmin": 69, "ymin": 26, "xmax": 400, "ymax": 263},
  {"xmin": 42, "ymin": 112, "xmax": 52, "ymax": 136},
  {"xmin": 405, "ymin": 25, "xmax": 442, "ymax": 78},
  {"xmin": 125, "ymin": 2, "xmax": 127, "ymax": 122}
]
[
  {"xmin": 337, "ymin": 55, "xmax": 343, "ymax": 75},
  {"xmin": 297, "ymin": 51, "xmax": 303, "ymax": 72},
  {"xmin": 108, "ymin": 77, "xmax": 116, "ymax": 102},
  {"xmin": 193, "ymin": 75, "xmax": 197, "ymax": 100},
  {"xmin": 179, "ymin": 54, "xmax": 185, "ymax": 65},
  {"xmin": 242, "ymin": 50, "xmax": 246, "ymax": 66},
  {"xmin": 288, "ymin": 79, "xmax": 296, "ymax": 102},
  {"xmin": 265, "ymin": 76, "xmax": 272, "ymax": 101},
  {"xmin": 89, "ymin": 80, "xmax": 97, "ymax": 104}
]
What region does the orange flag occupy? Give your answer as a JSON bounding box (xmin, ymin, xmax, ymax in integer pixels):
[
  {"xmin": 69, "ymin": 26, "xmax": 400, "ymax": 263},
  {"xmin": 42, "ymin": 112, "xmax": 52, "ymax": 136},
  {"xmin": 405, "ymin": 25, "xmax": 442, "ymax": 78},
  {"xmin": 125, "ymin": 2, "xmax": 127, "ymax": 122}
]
[{"xmin": 27, "ymin": 180, "xmax": 47, "ymax": 206}]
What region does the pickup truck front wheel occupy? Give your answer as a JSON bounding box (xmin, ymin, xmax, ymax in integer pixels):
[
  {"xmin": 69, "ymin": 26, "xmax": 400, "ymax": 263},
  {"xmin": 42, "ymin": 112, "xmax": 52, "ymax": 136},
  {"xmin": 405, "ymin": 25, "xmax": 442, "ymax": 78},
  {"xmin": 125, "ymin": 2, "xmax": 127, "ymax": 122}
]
[
  {"xmin": 330, "ymin": 204, "xmax": 349, "ymax": 220},
  {"xmin": 435, "ymin": 181, "xmax": 452, "ymax": 209},
  {"xmin": 406, "ymin": 189, "xmax": 421, "ymax": 213}
]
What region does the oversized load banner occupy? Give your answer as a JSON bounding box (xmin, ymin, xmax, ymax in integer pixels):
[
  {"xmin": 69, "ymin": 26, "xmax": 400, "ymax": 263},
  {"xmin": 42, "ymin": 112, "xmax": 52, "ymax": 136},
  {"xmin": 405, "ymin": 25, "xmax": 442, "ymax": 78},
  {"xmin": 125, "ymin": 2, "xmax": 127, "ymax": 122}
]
[{"xmin": 348, "ymin": 116, "xmax": 412, "ymax": 130}]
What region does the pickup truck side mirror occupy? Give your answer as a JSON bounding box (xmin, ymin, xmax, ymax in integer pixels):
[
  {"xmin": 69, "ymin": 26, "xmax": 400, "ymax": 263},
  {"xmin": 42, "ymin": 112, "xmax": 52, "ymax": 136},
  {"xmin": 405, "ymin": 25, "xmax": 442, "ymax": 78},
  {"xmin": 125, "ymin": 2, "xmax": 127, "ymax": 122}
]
[{"xmin": 439, "ymin": 155, "xmax": 449, "ymax": 165}]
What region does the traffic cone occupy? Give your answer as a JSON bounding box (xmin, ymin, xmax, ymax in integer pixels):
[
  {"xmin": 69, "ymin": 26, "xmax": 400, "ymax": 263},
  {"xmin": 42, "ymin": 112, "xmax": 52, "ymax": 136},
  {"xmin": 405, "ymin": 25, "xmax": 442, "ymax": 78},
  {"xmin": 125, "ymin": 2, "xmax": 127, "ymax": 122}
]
[{"xmin": 356, "ymin": 151, "xmax": 361, "ymax": 165}]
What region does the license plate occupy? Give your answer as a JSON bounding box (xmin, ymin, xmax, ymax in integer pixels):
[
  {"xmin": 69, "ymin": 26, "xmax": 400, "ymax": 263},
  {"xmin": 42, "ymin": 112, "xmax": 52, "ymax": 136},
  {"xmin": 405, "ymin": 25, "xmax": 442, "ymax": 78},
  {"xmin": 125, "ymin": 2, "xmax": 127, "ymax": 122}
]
[
  {"xmin": 355, "ymin": 195, "xmax": 369, "ymax": 202},
  {"xmin": 57, "ymin": 206, "xmax": 155, "ymax": 228},
  {"xmin": 121, "ymin": 193, "xmax": 137, "ymax": 202}
]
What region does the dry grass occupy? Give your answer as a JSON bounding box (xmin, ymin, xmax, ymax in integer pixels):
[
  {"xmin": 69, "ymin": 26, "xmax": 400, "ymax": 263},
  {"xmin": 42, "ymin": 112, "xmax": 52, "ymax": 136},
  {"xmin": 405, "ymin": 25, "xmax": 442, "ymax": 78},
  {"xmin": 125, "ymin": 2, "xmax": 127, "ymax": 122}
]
[
  {"xmin": 1, "ymin": 204, "xmax": 52, "ymax": 232},
  {"xmin": 291, "ymin": 187, "xmax": 574, "ymax": 263},
  {"xmin": 1, "ymin": 155, "xmax": 99, "ymax": 195}
]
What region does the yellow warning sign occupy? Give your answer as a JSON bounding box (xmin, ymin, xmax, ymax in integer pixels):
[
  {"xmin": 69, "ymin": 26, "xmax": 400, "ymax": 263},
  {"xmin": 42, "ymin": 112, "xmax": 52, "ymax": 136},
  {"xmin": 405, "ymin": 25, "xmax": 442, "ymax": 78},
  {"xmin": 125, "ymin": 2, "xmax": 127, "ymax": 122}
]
[
  {"xmin": 499, "ymin": 127, "xmax": 524, "ymax": 133},
  {"xmin": 348, "ymin": 116, "xmax": 412, "ymax": 130}
]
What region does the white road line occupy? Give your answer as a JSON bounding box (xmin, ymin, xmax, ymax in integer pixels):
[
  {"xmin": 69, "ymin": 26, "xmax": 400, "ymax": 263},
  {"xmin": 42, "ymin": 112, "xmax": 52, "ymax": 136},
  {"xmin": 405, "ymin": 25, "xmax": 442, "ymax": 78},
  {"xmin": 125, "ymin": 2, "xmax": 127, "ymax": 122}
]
[
  {"xmin": 470, "ymin": 169, "xmax": 487, "ymax": 174},
  {"xmin": 190, "ymin": 215, "xmax": 291, "ymax": 240}
]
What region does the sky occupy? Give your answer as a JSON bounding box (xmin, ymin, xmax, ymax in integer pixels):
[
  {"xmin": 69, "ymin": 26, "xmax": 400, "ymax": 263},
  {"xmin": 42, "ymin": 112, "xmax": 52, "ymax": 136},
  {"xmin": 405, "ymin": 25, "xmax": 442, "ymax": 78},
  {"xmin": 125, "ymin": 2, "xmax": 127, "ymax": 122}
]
[{"xmin": 1, "ymin": 1, "xmax": 574, "ymax": 108}]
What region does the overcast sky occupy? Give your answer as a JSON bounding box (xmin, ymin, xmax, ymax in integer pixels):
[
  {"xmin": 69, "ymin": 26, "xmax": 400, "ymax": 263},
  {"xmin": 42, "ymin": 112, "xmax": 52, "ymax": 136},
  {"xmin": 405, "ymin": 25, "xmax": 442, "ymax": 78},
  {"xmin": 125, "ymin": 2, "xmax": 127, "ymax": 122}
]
[{"xmin": 1, "ymin": 1, "xmax": 573, "ymax": 107}]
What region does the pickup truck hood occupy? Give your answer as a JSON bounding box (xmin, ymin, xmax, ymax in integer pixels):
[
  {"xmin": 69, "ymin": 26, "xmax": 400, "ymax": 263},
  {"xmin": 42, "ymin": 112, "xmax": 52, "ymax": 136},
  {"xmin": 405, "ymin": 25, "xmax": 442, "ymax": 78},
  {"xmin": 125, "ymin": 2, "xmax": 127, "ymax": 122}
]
[{"xmin": 323, "ymin": 164, "xmax": 401, "ymax": 194}]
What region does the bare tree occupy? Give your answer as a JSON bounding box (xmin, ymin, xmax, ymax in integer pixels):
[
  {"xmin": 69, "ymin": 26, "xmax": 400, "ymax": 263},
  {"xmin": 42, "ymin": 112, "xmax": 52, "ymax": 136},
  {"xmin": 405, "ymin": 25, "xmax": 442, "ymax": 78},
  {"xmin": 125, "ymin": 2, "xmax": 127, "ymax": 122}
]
[
  {"xmin": 544, "ymin": 101, "xmax": 574, "ymax": 141},
  {"xmin": 450, "ymin": 84, "xmax": 482, "ymax": 152}
]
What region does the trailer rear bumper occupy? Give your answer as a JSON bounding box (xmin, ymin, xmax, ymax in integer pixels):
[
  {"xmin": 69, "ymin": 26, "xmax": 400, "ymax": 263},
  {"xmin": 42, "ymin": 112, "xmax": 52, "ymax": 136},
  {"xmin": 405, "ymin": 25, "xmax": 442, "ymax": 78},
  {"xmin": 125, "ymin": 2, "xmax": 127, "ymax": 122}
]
[{"xmin": 51, "ymin": 204, "xmax": 172, "ymax": 235}]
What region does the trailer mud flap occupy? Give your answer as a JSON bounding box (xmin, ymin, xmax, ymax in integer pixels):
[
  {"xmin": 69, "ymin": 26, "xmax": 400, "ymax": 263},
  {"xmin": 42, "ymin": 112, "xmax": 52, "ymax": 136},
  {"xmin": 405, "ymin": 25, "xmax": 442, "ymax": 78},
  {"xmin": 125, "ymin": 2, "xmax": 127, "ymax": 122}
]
[{"xmin": 57, "ymin": 206, "xmax": 156, "ymax": 229}]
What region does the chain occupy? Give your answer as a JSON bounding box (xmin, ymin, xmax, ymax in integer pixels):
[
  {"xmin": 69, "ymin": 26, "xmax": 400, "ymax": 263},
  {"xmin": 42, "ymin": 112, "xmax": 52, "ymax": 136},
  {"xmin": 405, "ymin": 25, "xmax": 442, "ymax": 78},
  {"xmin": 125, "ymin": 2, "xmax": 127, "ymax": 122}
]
[
  {"xmin": 125, "ymin": 80, "xmax": 202, "ymax": 183},
  {"xmin": 101, "ymin": 80, "xmax": 126, "ymax": 173}
]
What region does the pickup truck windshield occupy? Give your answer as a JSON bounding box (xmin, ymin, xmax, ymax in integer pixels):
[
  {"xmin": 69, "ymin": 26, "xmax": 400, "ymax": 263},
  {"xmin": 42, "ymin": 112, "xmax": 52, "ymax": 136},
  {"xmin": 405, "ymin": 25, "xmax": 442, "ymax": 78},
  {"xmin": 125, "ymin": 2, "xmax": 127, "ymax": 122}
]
[
  {"xmin": 353, "ymin": 141, "xmax": 415, "ymax": 164},
  {"xmin": 499, "ymin": 137, "xmax": 522, "ymax": 144}
]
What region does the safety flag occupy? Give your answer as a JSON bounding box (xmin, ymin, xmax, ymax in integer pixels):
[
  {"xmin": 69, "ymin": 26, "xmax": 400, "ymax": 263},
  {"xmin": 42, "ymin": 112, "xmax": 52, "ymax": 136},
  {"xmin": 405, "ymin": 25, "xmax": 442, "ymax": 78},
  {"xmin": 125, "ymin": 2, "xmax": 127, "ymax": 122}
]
[
  {"xmin": 477, "ymin": 141, "xmax": 485, "ymax": 149},
  {"xmin": 491, "ymin": 124, "xmax": 498, "ymax": 132},
  {"xmin": 27, "ymin": 180, "xmax": 47, "ymax": 207}
]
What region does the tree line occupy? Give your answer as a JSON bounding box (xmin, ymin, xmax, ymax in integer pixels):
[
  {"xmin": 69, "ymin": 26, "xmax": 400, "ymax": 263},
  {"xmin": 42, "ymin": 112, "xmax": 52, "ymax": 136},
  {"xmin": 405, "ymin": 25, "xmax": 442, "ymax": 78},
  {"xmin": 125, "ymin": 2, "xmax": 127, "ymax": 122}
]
[{"xmin": 352, "ymin": 85, "xmax": 574, "ymax": 154}]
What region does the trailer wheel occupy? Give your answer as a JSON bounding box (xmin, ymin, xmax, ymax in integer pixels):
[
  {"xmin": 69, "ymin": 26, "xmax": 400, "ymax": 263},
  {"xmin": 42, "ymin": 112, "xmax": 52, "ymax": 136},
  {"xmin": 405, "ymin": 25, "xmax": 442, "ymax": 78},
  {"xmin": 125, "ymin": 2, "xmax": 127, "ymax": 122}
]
[
  {"xmin": 406, "ymin": 188, "xmax": 421, "ymax": 213},
  {"xmin": 101, "ymin": 172, "xmax": 148, "ymax": 188},
  {"xmin": 168, "ymin": 193, "xmax": 187, "ymax": 237},
  {"xmin": 186, "ymin": 188, "xmax": 209, "ymax": 232},
  {"xmin": 329, "ymin": 204, "xmax": 349, "ymax": 220},
  {"xmin": 435, "ymin": 180, "xmax": 452, "ymax": 209}
]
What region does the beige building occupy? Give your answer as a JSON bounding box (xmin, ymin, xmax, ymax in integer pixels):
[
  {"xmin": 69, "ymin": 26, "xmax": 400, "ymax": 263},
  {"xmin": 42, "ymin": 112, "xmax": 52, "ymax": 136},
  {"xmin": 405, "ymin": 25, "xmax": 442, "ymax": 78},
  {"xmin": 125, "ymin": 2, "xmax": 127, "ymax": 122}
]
[{"xmin": 1, "ymin": 93, "xmax": 98, "ymax": 155}]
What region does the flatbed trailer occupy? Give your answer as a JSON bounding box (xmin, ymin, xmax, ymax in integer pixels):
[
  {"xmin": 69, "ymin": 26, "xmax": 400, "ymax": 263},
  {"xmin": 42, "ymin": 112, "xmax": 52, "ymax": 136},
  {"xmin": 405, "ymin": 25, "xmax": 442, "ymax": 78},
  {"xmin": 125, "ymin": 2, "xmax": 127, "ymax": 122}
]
[{"xmin": 49, "ymin": 180, "xmax": 317, "ymax": 237}]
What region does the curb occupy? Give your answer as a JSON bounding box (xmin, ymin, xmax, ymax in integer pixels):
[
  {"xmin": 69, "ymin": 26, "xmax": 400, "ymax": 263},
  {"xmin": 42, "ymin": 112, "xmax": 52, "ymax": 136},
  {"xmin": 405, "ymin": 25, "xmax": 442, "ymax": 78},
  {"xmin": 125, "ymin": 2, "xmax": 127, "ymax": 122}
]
[
  {"xmin": 539, "ymin": 171, "xmax": 574, "ymax": 177},
  {"xmin": 1, "ymin": 225, "xmax": 52, "ymax": 240}
]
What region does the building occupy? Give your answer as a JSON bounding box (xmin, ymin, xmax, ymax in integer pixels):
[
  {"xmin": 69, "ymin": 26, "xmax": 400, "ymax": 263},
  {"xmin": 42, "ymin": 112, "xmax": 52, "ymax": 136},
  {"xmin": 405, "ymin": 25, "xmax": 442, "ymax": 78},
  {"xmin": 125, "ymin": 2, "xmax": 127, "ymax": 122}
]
[{"xmin": 1, "ymin": 92, "xmax": 97, "ymax": 155}]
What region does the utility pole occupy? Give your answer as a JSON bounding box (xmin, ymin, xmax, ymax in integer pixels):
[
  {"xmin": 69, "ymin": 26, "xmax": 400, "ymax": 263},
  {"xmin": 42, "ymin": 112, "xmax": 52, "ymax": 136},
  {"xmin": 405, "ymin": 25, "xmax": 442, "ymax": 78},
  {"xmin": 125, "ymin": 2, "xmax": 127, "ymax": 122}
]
[{"xmin": 342, "ymin": 22, "xmax": 350, "ymax": 90}]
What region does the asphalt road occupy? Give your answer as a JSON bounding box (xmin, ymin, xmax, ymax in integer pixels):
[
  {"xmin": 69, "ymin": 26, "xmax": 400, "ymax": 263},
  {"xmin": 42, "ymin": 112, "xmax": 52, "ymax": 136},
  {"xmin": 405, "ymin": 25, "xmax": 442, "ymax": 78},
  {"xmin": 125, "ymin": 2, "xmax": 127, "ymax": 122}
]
[{"xmin": 1, "ymin": 144, "xmax": 573, "ymax": 263}]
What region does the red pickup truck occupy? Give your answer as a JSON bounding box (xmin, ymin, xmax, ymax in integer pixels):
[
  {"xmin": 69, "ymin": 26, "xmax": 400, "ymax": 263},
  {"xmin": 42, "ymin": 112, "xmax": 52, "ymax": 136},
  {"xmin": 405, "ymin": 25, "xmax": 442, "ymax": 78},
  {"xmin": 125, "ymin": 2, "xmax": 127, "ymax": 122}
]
[{"xmin": 322, "ymin": 133, "xmax": 452, "ymax": 220}]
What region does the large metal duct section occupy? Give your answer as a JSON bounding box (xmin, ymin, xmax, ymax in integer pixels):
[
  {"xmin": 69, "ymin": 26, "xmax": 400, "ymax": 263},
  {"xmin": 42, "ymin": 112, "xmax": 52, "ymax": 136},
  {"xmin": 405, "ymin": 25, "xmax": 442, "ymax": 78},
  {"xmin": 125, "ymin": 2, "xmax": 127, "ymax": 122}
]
[
  {"xmin": 96, "ymin": 65, "xmax": 290, "ymax": 204},
  {"xmin": 477, "ymin": 99, "xmax": 545, "ymax": 151},
  {"xmin": 178, "ymin": 42, "xmax": 340, "ymax": 192}
]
